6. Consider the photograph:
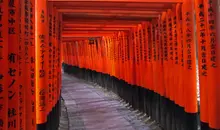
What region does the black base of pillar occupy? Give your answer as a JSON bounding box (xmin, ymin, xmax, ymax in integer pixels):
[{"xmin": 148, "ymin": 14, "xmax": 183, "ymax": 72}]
[
  {"xmin": 200, "ymin": 122, "xmax": 209, "ymax": 130},
  {"xmin": 184, "ymin": 113, "xmax": 199, "ymax": 130},
  {"xmin": 37, "ymin": 97, "xmax": 61, "ymax": 130},
  {"xmin": 37, "ymin": 123, "xmax": 47, "ymax": 130}
]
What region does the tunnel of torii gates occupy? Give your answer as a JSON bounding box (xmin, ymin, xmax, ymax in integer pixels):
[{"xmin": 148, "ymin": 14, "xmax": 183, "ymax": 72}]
[{"xmin": 0, "ymin": 0, "xmax": 220, "ymax": 130}]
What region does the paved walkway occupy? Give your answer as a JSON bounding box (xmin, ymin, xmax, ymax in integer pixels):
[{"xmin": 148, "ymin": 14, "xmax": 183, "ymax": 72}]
[{"xmin": 61, "ymin": 73, "xmax": 161, "ymax": 130}]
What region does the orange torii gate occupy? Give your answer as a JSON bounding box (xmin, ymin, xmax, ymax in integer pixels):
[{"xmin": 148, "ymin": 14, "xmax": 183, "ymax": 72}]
[
  {"xmin": 60, "ymin": 0, "xmax": 220, "ymax": 130},
  {"xmin": 0, "ymin": 0, "xmax": 219, "ymax": 130}
]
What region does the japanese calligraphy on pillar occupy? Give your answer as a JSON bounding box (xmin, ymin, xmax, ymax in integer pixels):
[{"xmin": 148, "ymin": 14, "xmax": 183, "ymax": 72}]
[
  {"xmin": 36, "ymin": 0, "xmax": 48, "ymax": 124},
  {"xmin": 124, "ymin": 34, "xmax": 128, "ymax": 81},
  {"xmin": 128, "ymin": 32, "xmax": 133, "ymax": 84},
  {"xmin": 56, "ymin": 13, "xmax": 61, "ymax": 101},
  {"xmin": 29, "ymin": 0, "xmax": 36, "ymax": 129},
  {"xmin": 52, "ymin": 9, "xmax": 57, "ymax": 106},
  {"xmin": 160, "ymin": 13, "xmax": 167, "ymax": 96},
  {"xmin": 195, "ymin": 0, "xmax": 209, "ymax": 125},
  {"xmin": 172, "ymin": 6, "xmax": 179, "ymax": 104},
  {"xmin": 131, "ymin": 32, "xmax": 135, "ymax": 64},
  {"xmin": 132, "ymin": 31, "xmax": 136, "ymax": 84},
  {"xmin": 159, "ymin": 19, "xmax": 163, "ymax": 66},
  {"xmin": 121, "ymin": 34, "xmax": 124, "ymax": 65},
  {"xmin": 163, "ymin": 14, "xmax": 168, "ymax": 62},
  {"xmin": 173, "ymin": 15, "xmax": 178, "ymax": 65},
  {"xmin": 177, "ymin": 8, "xmax": 184, "ymax": 68},
  {"xmin": 168, "ymin": 12, "xmax": 173, "ymax": 62},
  {"xmin": 184, "ymin": 11, "xmax": 194, "ymax": 70},
  {"xmin": 57, "ymin": 14, "xmax": 62, "ymax": 98},
  {"xmin": 18, "ymin": 0, "xmax": 26, "ymax": 129},
  {"xmin": 24, "ymin": 0, "xmax": 30, "ymax": 65},
  {"xmin": 151, "ymin": 23, "xmax": 158, "ymax": 92},
  {"xmin": 176, "ymin": 3, "xmax": 184, "ymax": 107},
  {"xmin": 0, "ymin": 1, "xmax": 8, "ymax": 130},
  {"xmin": 122, "ymin": 34, "xmax": 124, "ymax": 79},
  {"xmin": 139, "ymin": 26, "xmax": 144, "ymax": 86},
  {"xmin": 139, "ymin": 28, "xmax": 143, "ymax": 62},
  {"xmin": 182, "ymin": 0, "xmax": 197, "ymax": 113},
  {"xmin": 156, "ymin": 23, "xmax": 160, "ymax": 62},
  {"xmin": 143, "ymin": 24, "xmax": 147, "ymax": 62},
  {"xmin": 162, "ymin": 12, "xmax": 168, "ymax": 97},
  {"xmin": 48, "ymin": 4, "xmax": 53, "ymax": 111},
  {"xmin": 147, "ymin": 24, "xmax": 153, "ymax": 90},
  {"xmin": 197, "ymin": 2, "xmax": 208, "ymax": 76},
  {"xmin": 205, "ymin": 0, "xmax": 220, "ymax": 129},
  {"xmin": 152, "ymin": 24, "xmax": 156, "ymax": 62},
  {"xmin": 39, "ymin": 29, "xmax": 46, "ymax": 107},
  {"xmin": 142, "ymin": 23, "xmax": 148, "ymax": 88},
  {"xmin": 8, "ymin": 0, "xmax": 20, "ymax": 129},
  {"xmin": 147, "ymin": 25, "xmax": 152, "ymax": 63},
  {"xmin": 166, "ymin": 10, "xmax": 174, "ymax": 100},
  {"xmin": 206, "ymin": 0, "xmax": 217, "ymax": 69},
  {"xmin": 126, "ymin": 35, "xmax": 130, "ymax": 61},
  {"xmin": 135, "ymin": 30, "xmax": 139, "ymax": 65},
  {"xmin": 156, "ymin": 20, "xmax": 162, "ymax": 94}
]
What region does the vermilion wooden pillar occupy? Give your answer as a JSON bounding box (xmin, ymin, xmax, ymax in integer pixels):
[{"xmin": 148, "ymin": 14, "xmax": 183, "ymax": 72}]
[
  {"xmin": 35, "ymin": 0, "xmax": 49, "ymax": 129},
  {"xmin": 195, "ymin": 0, "xmax": 209, "ymax": 129},
  {"xmin": 58, "ymin": 13, "xmax": 62, "ymax": 104},
  {"xmin": 176, "ymin": 3, "xmax": 184, "ymax": 108},
  {"xmin": 182, "ymin": 0, "xmax": 198, "ymax": 113},
  {"xmin": 172, "ymin": 5, "xmax": 178, "ymax": 104},
  {"xmin": 124, "ymin": 33, "xmax": 129, "ymax": 83},
  {"xmin": 52, "ymin": 7, "xmax": 58, "ymax": 109},
  {"xmin": 19, "ymin": 0, "xmax": 27, "ymax": 129},
  {"xmin": 0, "ymin": 1, "xmax": 8, "ymax": 130},
  {"xmin": 166, "ymin": 9, "xmax": 173, "ymax": 101},
  {"xmin": 8, "ymin": 0, "xmax": 20, "ymax": 129},
  {"xmin": 29, "ymin": 0, "xmax": 36, "ymax": 129},
  {"xmin": 142, "ymin": 22, "xmax": 149, "ymax": 89},
  {"xmin": 151, "ymin": 23, "xmax": 156, "ymax": 92},
  {"xmin": 139, "ymin": 25, "xmax": 144, "ymax": 87},
  {"xmin": 157, "ymin": 20, "xmax": 161, "ymax": 95},
  {"xmin": 48, "ymin": 3, "xmax": 53, "ymax": 114},
  {"xmin": 204, "ymin": 0, "xmax": 220, "ymax": 129},
  {"xmin": 130, "ymin": 30, "xmax": 134, "ymax": 85},
  {"xmin": 161, "ymin": 12, "xmax": 168, "ymax": 98},
  {"xmin": 133, "ymin": 28, "xmax": 138, "ymax": 86},
  {"xmin": 147, "ymin": 23, "xmax": 153, "ymax": 91},
  {"xmin": 182, "ymin": 0, "xmax": 198, "ymax": 129}
]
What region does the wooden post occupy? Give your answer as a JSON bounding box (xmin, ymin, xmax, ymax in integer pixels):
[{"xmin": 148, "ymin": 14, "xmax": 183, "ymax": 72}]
[
  {"xmin": 0, "ymin": 1, "xmax": 8, "ymax": 130},
  {"xmin": 35, "ymin": 0, "xmax": 49, "ymax": 129},
  {"xmin": 8, "ymin": 0, "xmax": 20, "ymax": 129}
]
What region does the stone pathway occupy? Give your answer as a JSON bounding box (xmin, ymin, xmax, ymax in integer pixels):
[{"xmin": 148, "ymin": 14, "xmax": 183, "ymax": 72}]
[{"xmin": 61, "ymin": 73, "xmax": 161, "ymax": 130}]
